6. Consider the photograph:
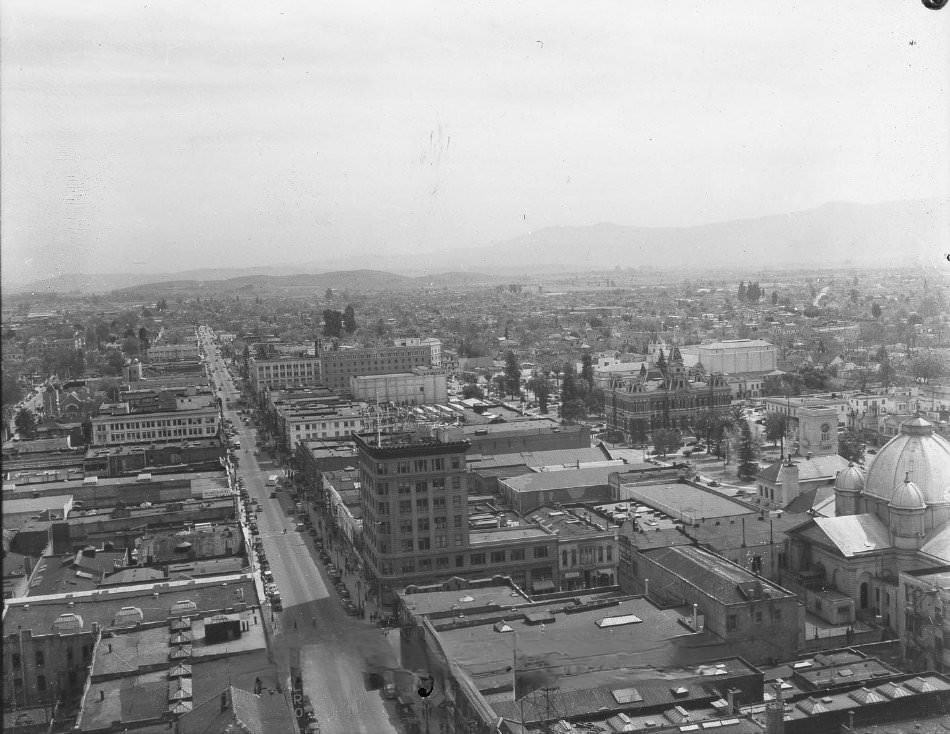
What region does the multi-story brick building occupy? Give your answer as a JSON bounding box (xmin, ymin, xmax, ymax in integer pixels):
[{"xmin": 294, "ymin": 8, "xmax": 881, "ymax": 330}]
[
  {"xmin": 247, "ymin": 356, "xmax": 322, "ymax": 397},
  {"xmin": 320, "ymin": 344, "xmax": 433, "ymax": 393},
  {"xmin": 355, "ymin": 433, "xmax": 559, "ymax": 601},
  {"xmin": 89, "ymin": 407, "xmax": 220, "ymax": 446},
  {"xmin": 605, "ymin": 348, "xmax": 731, "ymax": 442}
]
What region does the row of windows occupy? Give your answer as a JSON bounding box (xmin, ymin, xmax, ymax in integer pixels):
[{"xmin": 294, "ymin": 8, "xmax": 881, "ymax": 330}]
[
  {"xmin": 561, "ymin": 545, "xmax": 613, "ymax": 566},
  {"xmin": 374, "ymin": 457, "xmax": 462, "ymax": 475},
  {"xmin": 378, "ymin": 546, "xmax": 548, "ymax": 575},
  {"xmin": 96, "ymin": 416, "xmax": 216, "ymax": 430},
  {"xmin": 373, "ymin": 477, "xmax": 460, "ymax": 494},
  {"xmin": 103, "ymin": 427, "xmax": 216, "ymax": 442},
  {"xmin": 293, "ymin": 420, "xmax": 358, "ymax": 431},
  {"xmin": 373, "ymin": 495, "xmax": 464, "ymax": 515}
]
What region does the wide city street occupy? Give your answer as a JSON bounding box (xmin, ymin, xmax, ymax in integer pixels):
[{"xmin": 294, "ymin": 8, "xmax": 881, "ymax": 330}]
[{"xmin": 201, "ymin": 329, "xmax": 402, "ymax": 734}]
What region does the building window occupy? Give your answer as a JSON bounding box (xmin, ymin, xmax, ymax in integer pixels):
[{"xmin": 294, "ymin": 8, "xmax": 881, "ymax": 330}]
[
  {"xmin": 434, "ymin": 516, "xmax": 447, "ymax": 529},
  {"xmin": 36, "ymin": 674, "xmax": 47, "ymax": 691},
  {"xmin": 433, "ymin": 497, "xmax": 446, "ymax": 509},
  {"xmin": 414, "ymin": 459, "xmax": 428, "ymax": 472},
  {"xmin": 606, "ymin": 546, "xmax": 612, "ymax": 562},
  {"xmin": 35, "ymin": 651, "xmax": 44, "ymax": 667},
  {"xmin": 418, "ymin": 538, "xmax": 431, "ymax": 551},
  {"xmin": 511, "ymin": 549, "xmax": 525, "ymax": 561},
  {"xmin": 399, "ymin": 500, "xmax": 412, "ymax": 514},
  {"xmin": 12, "ymin": 653, "xmax": 20, "ymax": 668},
  {"xmin": 432, "ymin": 478, "xmax": 445, "ymax": 491},
  {"xmin": 533, "ymin": 546, "xmax": 548, "ymax": 559},
  {"xmin": 433, "ymin": 458, "xmax": 444, "ymax": 470},
  {"xmin": 471, "ymin": 553, "xmax": 486, "ymax": 565},
  {"xmin": 437, "ymin": 557, "xmax": 449, "ymax": 568},
  {"xmin": 562, "ymin": 550, "xmax": 568, "ymax": 566},
  {"xmin": 454, "ymin": 533, "xmax": 464, "ymax": 546},
  {"xmin": 400, "ymin": 520, "xmax": 413, "ymax": 534},
  {"xmin": 727, "ymin": 615, "xmax": 738, "ymax": 632},
  {"xmin": 491, "ymin": 551, "xmax": 505, "ymax": 564},
  {"xmin": 435, "ymin": 534, "xmax": 447, "ymax": 548},
  {"xmin": 402, "ymin": 539, "xmax": 414, "ymax": 552},
  {"xmin": 419, "ymin": 558, "xmax": 431, "ymax": 571},
  {"xmin": 398, "ymin": 462, "xmax": 411, "ymax": 474},
  {"xmin": 453, "ymin": 495, "xmax": 462, "ymax": 506},
  {"xmin": 451, "ymin": 457, "xmax": 461, "ymax": 469},
  {"xmin": 416, "ymin": 481, "xmax": 427, "ymax": 493},
  {"xmin": 598, "ymin": 547, "xmax": 604, "ymax": 563},
  {"xmin": 398, "ymin": 483, "xmax": 411, "ymax": 495},
  {"xmin": 416, "ymin": 497, "xmax": 429, "ymax": 511},
  {"xmin": 451, "ymin": 476, "xmax": 461, "ymax": 490},
  {"xmin": 377, "ymin": 501, "xmax": 390, "ymax": 515},
  {"xmin": 417, "ymin": 518, "xmax": 430, "ymax": 532},
  {"xmin": 453, "ymin": 515, "xmax": 462, "ymax": 528},
  {"xmin": 754, "ymin": 610, "xmax": 763, "ymax": 624},
  {"xmin": 402, "ymin": 562, "xmax": 415, "ymax": 574}
]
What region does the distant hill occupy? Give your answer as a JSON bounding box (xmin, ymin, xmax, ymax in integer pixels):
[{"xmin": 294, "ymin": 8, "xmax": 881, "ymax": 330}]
[
  {"xmin": 447, "ymin": 199, "xmax": 948, "ymax": 272},
  {"xmin": 106, "ymin": 269, "xmax": 497, "ymax": 299},
  {"xmin": 6, "ymin": 199, "xmax": 945, "ymax": 294}
]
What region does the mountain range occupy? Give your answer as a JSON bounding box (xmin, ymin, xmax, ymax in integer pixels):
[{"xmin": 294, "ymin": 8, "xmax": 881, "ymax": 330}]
[{"xmin": 5, "ymin": 199, "xmax": 946, "ymax": 295}]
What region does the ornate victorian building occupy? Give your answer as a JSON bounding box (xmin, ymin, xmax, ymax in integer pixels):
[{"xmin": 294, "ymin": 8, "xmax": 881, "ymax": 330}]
[{"xmin": 605, "ymin": 347, "xmax": 732, "ymax": 443}]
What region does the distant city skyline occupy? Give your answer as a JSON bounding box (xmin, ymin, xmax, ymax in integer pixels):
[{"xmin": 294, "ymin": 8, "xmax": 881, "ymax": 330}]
[{"xmin": 2, "ymin": 1, "xmax": 948, "ymax": 284}]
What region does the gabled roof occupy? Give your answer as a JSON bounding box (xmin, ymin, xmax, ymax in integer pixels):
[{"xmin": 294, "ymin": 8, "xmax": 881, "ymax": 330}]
[
  {"xmin": 791, "ymin": 515, "xmax": 892, "ymax": 558},
  {"xmin": 920, "ymin": 524, "xmax": 950, "ymax": 563}
]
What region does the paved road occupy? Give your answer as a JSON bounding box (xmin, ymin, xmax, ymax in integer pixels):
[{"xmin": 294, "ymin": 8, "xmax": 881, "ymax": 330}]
[{"xmin": 200, "ymin": 328, "xmax": 401, "ymax": 734}]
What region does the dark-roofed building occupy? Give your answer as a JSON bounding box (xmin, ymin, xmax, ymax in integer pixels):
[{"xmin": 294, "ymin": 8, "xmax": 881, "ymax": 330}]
[{"xmin": 621, "ymin": 544, "xmax": 803, "ymax": 664}]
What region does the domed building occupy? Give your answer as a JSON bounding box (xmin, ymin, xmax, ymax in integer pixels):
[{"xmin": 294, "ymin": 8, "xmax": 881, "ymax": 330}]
[{"xmin": 785, "ymin": 416, "xmax": 950, "ymax": 668}]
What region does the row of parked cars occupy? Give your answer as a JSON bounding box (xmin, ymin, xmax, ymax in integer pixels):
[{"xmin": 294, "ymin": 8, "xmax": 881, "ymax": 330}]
[{"xmin": 315, "ymin": 541, "xmax": 360, "ymax": 617}]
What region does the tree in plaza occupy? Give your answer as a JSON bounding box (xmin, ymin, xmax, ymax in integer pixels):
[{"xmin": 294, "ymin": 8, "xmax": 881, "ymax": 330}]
[
  {"xmin": 504, "ymin": 351, "xmax": 521, "ymax": 397},
  {"xmin": 693, "ymin": 409, "xmax": 722, "ymax": 449},
  {"xmin": 461, "ymin": 384, "xmax": 484, "ymax": 400},
  {"xmin": 2, "ymin": 370, "xmax": 23, "ymax": 410},
  {"xmin": 737, "ymin": 420, "xmax": 758, "ymax": 479},
  {"xmin": 838, "ymin": 429, "xmax": 865, "ymax": 464},
  {"xmin": 580, "ymin": 352, "xmax": 594, "ymax": 387},
  {"xmin": 322, "ymin": 309, "xmax": 343, "ymax": 338},
  {"xmin": 652, "ymin": 428, "xmax": 681, "ymax": 458},
  {"xmin": 909, "ymin": 352, "xmax": 944, "ymax": 383},
  {"xmin": 560, "ymin": 363, "xmax": 578, "ymax": 405},
  {"xmin": 492, "ymin": 374, "xmax": 507, "ymax": 398},
  {"xmin": 871, "ymin": 302, "xmax": 882, "ymax": 319},
  {"xmin": 527, "ymin": 374, "xmax": 552, "ymax": 414},
  {"xmin": 764, "ymin": 413, "xmax": 788, "ymax": 456},
  {"xmin": 343, "ymin": 305, "xmax": 357, "ymax": 334},
  {"xmin": 138, "ymin": 327, "xmax": 151, "ymax": 351},
  {"xmin": 14, "ymin": 407, "xmax": 37, "ymax": 439},
  {"xmin": 561, "ymin": 398, "xmax": 587, "ymax": 423},
  {"xmin": 876, "ymin": 346, "xmax": 894, "ymax": 387},
  {"xmin": 104, "ymin": 349, "xmax": 126, "ymax": 376},
  {"xmin": 771, "ymin": 291, "xmax": 779, "ymax": 305}
]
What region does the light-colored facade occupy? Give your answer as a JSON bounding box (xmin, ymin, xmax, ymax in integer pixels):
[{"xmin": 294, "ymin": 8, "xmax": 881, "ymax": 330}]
[
  {"xmin": 349, "ymin": 370, "xmax": 447, "ymax": 405},
  {"xmin": 279, "ymin": 405, "xmax": 365, "ymax": 445},
  {"xmin": 248, "ymin": 356, "xmax": 322, "ymax": 396},
  {"xmin": 90, "ymin": 407, "xmax": 220, "ymax": 446},
  {"xmin": 682, "ymin": 339, "xmax": 777, "ymax": 374}
]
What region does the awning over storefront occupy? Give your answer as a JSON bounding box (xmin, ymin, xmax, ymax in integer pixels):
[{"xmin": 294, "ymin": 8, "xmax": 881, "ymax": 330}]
[
  {"xmin": 562, "ymin": 572, "xmax": 580, "ymax": 579},
  {"xmin": 532, "ymin": 579, "xmax": 556, "ymax": 592}
]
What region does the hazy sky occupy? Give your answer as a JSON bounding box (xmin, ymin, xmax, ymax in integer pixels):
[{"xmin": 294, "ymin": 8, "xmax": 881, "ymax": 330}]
[{"xmin": 2, "ymin": 1, "xmax": 948, "ymax": 283}]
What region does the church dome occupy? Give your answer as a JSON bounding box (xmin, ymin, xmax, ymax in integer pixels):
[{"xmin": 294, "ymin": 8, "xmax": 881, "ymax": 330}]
[
  {"xmin": 835, "ymin": 463, "xmax": 865, "ymax": 493},
  {"xmin": 863, "ymin": 417, "xmax": 950, "ymax": 506},
  {"xmin": 889, "ymin": 476, "xmax": 927, "ymax": 511}
]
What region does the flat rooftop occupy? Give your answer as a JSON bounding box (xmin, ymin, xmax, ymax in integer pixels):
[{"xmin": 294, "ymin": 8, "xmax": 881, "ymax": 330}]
[
  {"xmin": 618, "ymin": 482, "xmax": 756, "ymax": 521},
  {"xmin": 468, "ymin": 446, "xmax": 610, "ymax": 470},
  {"xmin": 2, "ymin": 470, "xmax": 227, "ymax": 495},
  {"xmin": 3, "ymin": 574, "xmax": 258, "ymax": 634},
  {"xmin": 469, "ymin": 526, "xmax": 551, "ymax": 544},
  {"xmin": 501, "ymin": 467, "xmax": 616, "ymax": 493},
  {"xmin": 435, "ymin": 595, "xmax": 737, "ymax": 695}
]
